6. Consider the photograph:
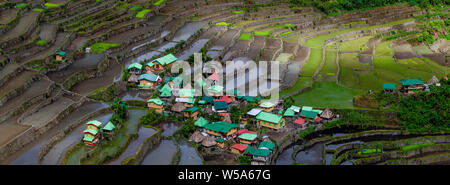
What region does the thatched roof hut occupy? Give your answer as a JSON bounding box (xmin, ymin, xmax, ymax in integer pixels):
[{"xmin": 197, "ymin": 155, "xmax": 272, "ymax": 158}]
[
  {"xmin": 128, "ymin": 73, "xmax": 138, "ymax": 83},
  {"xmin": 320, "ymin": 108, "xmax": 334, "ymax": 119},
  {"xmin": 204, "ymin": 107, "xmax": 212, "ymax": 114},
  {"xmin": 172, "ymin": 102, "xmax": 186, "ymax": 112},
  {"xmin": 222, "ymin": 114, "xmax": 232, "ymax": 123},
  {"xmin": 428, "ymin": 75, "xmax": 439, "ymax": 85},
  {"xmin": 201, "ymin": 136, "xmax": 217, "ymax": 147},
  {"xmin": 189, "ymin": 131, "xmax": 206, "ymax": 143}
]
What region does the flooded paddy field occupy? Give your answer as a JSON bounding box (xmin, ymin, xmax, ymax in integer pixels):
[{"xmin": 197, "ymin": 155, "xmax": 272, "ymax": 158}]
[{"xmin": 141, "ymin": 139, "xmax": 177, "ymax": 165}]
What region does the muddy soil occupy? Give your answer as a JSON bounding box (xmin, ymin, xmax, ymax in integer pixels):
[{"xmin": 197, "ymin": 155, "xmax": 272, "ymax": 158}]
[
  {"xmin": 19, "ymin": 97, "xmax": 74, "ymax": 128},
  {"xmin": 0, "ymin": 116, "xmax": 30, "ymax": 146},
  {"xmin": 0, "ymin": 70, "xmax": 36, "ymax": 96},
  {"xmin": 39, "ymin": 23, "xmax": 58, "ymax": 42},
  {"xmin": 423, "ymin": 53, "xmax": 448, "ymax": 66},
  {"xmin": 0, "ymin": 11, "xmax": 39, "ymax": 43},
  {"xmin": 46, "ymin": 53, "xmax": 105, "ymax": 83},
  {"xmin": 0, "ymin": 8, "xmax": 18, "ymax": 25}
]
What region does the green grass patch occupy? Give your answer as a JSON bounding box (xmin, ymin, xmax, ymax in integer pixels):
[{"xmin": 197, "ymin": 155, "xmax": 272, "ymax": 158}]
[
  {"xmin": 44, "ymin": 3, "xmax": 61, "ymax": 8},
  {"xmin": 305, "ymin": 18, "xmax": 413, "ymax": 47},
  {"xmin": 216, "ymin": 22, "xmax": 230, "ymax": 26},
  {"xmin": 301, "ymin": 48, "xmax": 323, "ymax": 76},
  {"xmin": 358, "ymin": 148, "xmax": 382, "ymax": 155},
  {"xmin": 153, "ymin": 0, "xmax": 166, "ymax": 6},
  {"xmin": 129, "ymin": 6, "xmax": 143, "ymax": 11},
  {"xmin": 279, "ymin": 76, "xmax": 313, "ymax": 97},
  {"xmin": 254, "ymin": 30, "xmax": 270, "ymax": 36},
  {"xmin": 375, "ymin": 41, "xmax": 394, "ymax": 57},
  {"xmin": 33, "ymin": 8, "xmax": 45, "ymax": 12},
  {"xmin": 15, "ymin": 3, "xmax": 28, "ymax": 8},
  {"xmin": 89, "ymin": 42, "xmax": 120, "ymax": 53},
  {"xmin": 35, "ymin": 40, "xmax": 48, "ymax": 46},
  {"xmin": 239, "ymin": 34, "xmax": 252, "ymax": 40},
  {"xmin": 278, "ymin": 30, "xmax": 293, "ymax": 37},
  {"xmin": 291, "ymin": 81, "xmax": 364, "ymax": 109},
  {"xmin": 319, "ymin": 49, "xmax": 337, "ymax": 78},
  {"xmin": 232, "ymin": 10, "xmax": 244, "ymax": 14},
  {"xmin": 401, "ymin": 142, "xmax": 435, "ymax": 152},
  {"xmin": 339, "ymin": 36, "xmax": 371, "ymax": 52},
  {"xmin": 136, "ymin": 9, "xmax": 151, "ymax": 18}
]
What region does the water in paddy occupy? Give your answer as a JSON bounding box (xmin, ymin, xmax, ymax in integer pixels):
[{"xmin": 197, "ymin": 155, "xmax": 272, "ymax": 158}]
[
  {"xmin": 141, "ymin": 140, "xmax": 177, "ymax": 165},
  {"xmin": 177, "ymin": 39, "xmax": 209, "ymax": 60},
  {"xmin": 325, "ymin": 153, "xmax": 333, "ymax": 165},
  {"xmin": 9, "ymin": 102, "xmax": 108, "ymax": 165},
  {"xmin": 127, "ymin": 51, "xmax": 161, "ymax": 66},
  {"xmin": 108, "ymin": 126, "xmax": 156, "ymax": 165},
  {"xmin": 178, "ymin": 139, "xmax": 202, "ymax": 165},
  {"xmin": 275, "ymin": 145, "xmax": 299, "ymax": 165},
  {"xmin": 206, "ymin": 50, "xmax": 220, "ymax": 59},
  {"xmin": 340, "ymin": 160, "xmax": 355, "ymax": 165},
  {"xmin": 282, "ymin": 61, "xmax": 301, "ymax": 87},
  {"xmin": 41, "ymin": 113, "xmax": 113, "ymax": 165},
  {"xmin": 155, "ymin": 42, "xmax": 178, "ymax": 52},
  {"xmin": 161, "ymin": 123, "xmax": 181, "ymax": 137},
  {"xmin": 121, "ymin": 90, "xmax": 145, "ymax": 101},
  {"xmin": 171, "ymin": 21, "xmax": 207, "ymax": 42},
  {"xmin": 326, "ymin": 140, "xmax": 363, "ymax": 150},
  {"xmin": 131, "ymin": 30, "xmax": 170, "ymax": 51},
  {"xmin": 295, "ymin": 143, "xmax": 324, "ymax": 165},
  {"xmin": 46, "ymin": 54, "xmax": 105, "ymax": 83}
]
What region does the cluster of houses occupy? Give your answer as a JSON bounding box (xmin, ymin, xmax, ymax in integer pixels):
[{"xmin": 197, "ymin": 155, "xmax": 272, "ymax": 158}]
[
  {"xmin": 126, "ymin": 53, "xmax": 177, "ymax": 89},
  {"xmin": 82, "ymin": 120, "xmax": 116, "ymax": 146},
  {"xmin": 382, "ymin": 76, "xmax": 443, "ymax": 94}
]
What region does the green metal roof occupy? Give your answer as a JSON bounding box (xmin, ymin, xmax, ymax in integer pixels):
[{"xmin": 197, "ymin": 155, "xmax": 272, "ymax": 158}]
[
  {"xmin": 237, "ymin": 96, "xmax": 260, "ymax": 102},
  {"xmin": 201, "ymin": 96, "xmax": 213, "ymax": 103},
  {"xmin": 83, "ymin": 129, "xmax": 99, "ymax": 135},
  {"xmin": 400, "ymin": 78, "xmax": 424, "ymax": 86},
  {"xmin": 207, "ymin": 85, "xmax": 224, "ymax": 94},
  {"xmin": 259, "ymin": 141, "xmax": 275, "ymax": 150},
  {"xmin": 138, "ymin": 73, "xmax": 159, "ymax": 82},
  {"xmin": 179, "ymin": 89, "xmax": 195, "ymax": 98},
  {"xmin": 165, "ymin": 76, "xmax": 182, "ymax": 85},
  {"xmin": 183, "ymin": 106, "xmax": 200, "ymax": 113},
  {"xmin": 204, "ymin": 121, "xmax": 239, "ymax": 133},
  {"xmin": 195, "ymin": 116, "xmax": 209, "ymax": 127},
  {"xmin": 256, "ymin": 111, "xmax": 282, "ymax": 123},
  {"xmin": 56, "ymin": 51, "xmax": 66, "ymax": 56},
  {"xmin": 154, "ymin": 53, "xmax": 178, "ymax": 66},
  {"xmin": 311, "ymin": 109, "xmax": 323, "ymax": 114},
  {"xmin": 83, "ymin": 135, "xmax": 94, "ymax": 142},
  {"xmin": 160, "ymin": 84, "xmax": 172, "ymax": 97},
  {"xmin": 146, "ymin": 61, "xmax": 155, "ymax": 67},
  {"xmin": 244, "ymin": 147, "xmax": 271, "ymax": 157},
  {"xmin": 259, "ymin": 102, "xmax": 274, "ymax": 108},
  {"xmin": 283, "ymin": 108, "xmax": 295, "ymax": 117},
  {"xmin": 147, "ymin": 98, "xmax": 165, "ymax": 105},
  {"xmin": 86, "ymin": 120, "xmax": 102, "ymax": 127},
  {"xmin": 300, "ymin": 110, "xmax": 318, "ymax": 119},
  {"xmin": 289, "ymin": 105, "xmax": 300, "ymax": 112},
  {"xmin": 103, "ymin": 121, "xmax": 115, "ymax": 131},
  {"xmin": 213, "ymin": 101, "xmax": 228, "ymax": 110},
  {"xmin": 128, "ymin": 63, "xmax": 143, "ymax": 70},
  {"xmin": 302, "ymin": 106, "xmax": 313, "ymax": 111},
  {"xmin": 238, "ymin": 133, "xmax": 257, "ymax": 141},
  {"xmin": 383, "ymin": 83, "xmax": 396, "ymax": 90},
  {"xmin": 226, "ymin": 89, "xmax": 241, "ymax": 95},
  {"xmin": 215, "ymin": 138, "xmax": 225, "ymax": 142}
]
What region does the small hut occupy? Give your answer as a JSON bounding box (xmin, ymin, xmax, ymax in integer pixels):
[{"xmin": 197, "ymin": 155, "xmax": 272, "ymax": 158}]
[
  {"xmin": 201, "ymin": 136, "xmax": 217, "ymax": 147},
  {"xmin": 320, "ymin": 108, "xmax": 334, "ymax": 120},
  {"xmin": 147, "ymin": 98, "xmax": 165, "ymax": 113},
  {"xmin": 427, "ymin": 75, "xmax": 439, "ymax": 85},
  {"xmin": 171, "ymin": 102, "xmax": 186, "ymax": 113},
  {"xmin": 127, "ymin": 63, "xmax": 143, "ymax": 74},
  {"xmin": 102, "ymin": 121, "xmax": 116, "ymax": 136},
  {"xmin": 383, "ymin": 83, "xmax": 396, "ymax": 93},
  {"xmin": 55, "ymin": 51, "xmax": 66, "ymax": 61},
  {"xmin": 128, "ymin": 73, "xmax": 138, "ymax": 84},
  {"xmin": 222, "ymin": 113, "xmax": 232, "ymax": 123},
  {"xmin": 183, "ymin": 106, "xmax": 200, "ymax": 120},
  {"xmin": 215, "ymin": 138, "xmax": 225, "ymax": 148},
  {"xmin": 259, "ymin": 102, "xmax": 275, "ymax": 112},
  {"xmin": 400, "ymin": 78, "xmax": 424, "ymax": 94},
  {"xmin": 189, "ymin": 131, "xmax": 206, "ymax": 143}
]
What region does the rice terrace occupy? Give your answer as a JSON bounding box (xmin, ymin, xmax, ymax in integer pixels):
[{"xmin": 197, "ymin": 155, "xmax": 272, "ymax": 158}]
[{"xmin": 0, "ymin": 0, "xmax": 449, "ymax": 167}]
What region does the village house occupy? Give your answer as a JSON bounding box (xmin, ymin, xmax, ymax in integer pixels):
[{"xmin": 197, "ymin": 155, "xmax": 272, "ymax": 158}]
[
  {"xmin": 159, "ymin": 84, "xmax": 172, "ymax": 98},
  {"xmin": 255, "ymin": 111, "xmax": 285, "ymax": 130},
  {"xmin": 215, "ymin": 138, "xmax": 226, "ymax": 148},
  {"xmin": 245, "ymin": 108, "xmax": 263, "ymax": 124},
  {"xmin": 138, "ymin": 73, "xmax": 161, "ymax": 89},
  {"xmin": 151, "ymin": 53, "xmax": 178, "ymax": 70},
  {"xmin": 183, "ymin": 106, "xmax": 200, "ymax": 120},
  {"xmin": 259, "ymin": 102, "xmax": 275, "ymax": 112},
  {"xmin": 127, "ymin": 63, "xmax": 143, "ymax": 74},
  {"xmin": 213, "ymin": 101, "xmax": 228, "ymax": 112},
  {"xmin": 202, "ymin": 136, "xmax": 217, "ymax": 148},
  {"xmin": 83, "ymin": 120, "xmax": 102, "ymax": 146},
  {"xmin": 147, "ymin": 98, "xmax": 165, "ymax": 113},
  {"xmin": 194, "ymin": 116, "xmax": 209, "ymax": 130},
  {"xmin": 244, "ymin": 147, "xmax": 271, "ymax": 165},
  {"xmin": 226, "ymin": 89, "xmax": 241, "ymax": 101},
  {"xmin": 176, "ymin": 97, "xmax": 195, "ymax": 107},
  {"xmin": 128, "ymin": 73, "xmax": 138, "ymax": 84},
  {"xmin": 204, "ymin": 121, "xmax": 239, "ymax": 139},
  {"xmin": 238, "ymin": 133, "xmax": 258, "ymax": 145},
  {"xmin": 231, "ymin": 143, "xmax": 248, "ymax": 155},
  {"xmin": 218, "ymin": 95, "xmax": 233, "ymax": 104},
  {"xmin": 400, "ymin": 78, "xmax": 424, "ymax": 94},
  {"xmin": 383, "ymin": 83, "xmax": 396, "ymax": 93},
  {"xmin": 207, "ymin": 85, "xmax": 224, "ymax": 97},
  {"xmin": 283, "ymin": 108, "xmax": 295, "ymax": 117},
  {"xmin": 320, "ymin": 108, "xmax": 334, "ymax": 120},
  {"xmin": 258, "ymin": 141, "xmax": 275, "ymax": 151},
  {"xmin": 300, "ymin": 109, "xmax": 321, "ymax": 124},
  {"xmin": 55, "ymin": 51, "xmax": 66, "ymax": 61},
  {"xmin": 102, "ymin": 121, "xmax": 116, "ymax": 137},
  {"xmin": 294, "ymin": 117, "xmax": 307, "ymax": 129},
  {"xmin": 238, "ymin": 96, "xmax": 261, "ymax": 104}
]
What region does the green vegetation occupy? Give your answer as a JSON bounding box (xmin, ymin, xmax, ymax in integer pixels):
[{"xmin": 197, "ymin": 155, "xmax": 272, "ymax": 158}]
[
  {"xmin": 339, "ymin": 36, "xmax": 371, "ymax": 52},
  {"xmin": 216, "ymin": 22, "xmax": 231, "ymax": 26},
  {"xmin": 375, "ymin": 41, "xmax": 394, "ymax": 57},
  {"xmin": 35, "ymin": 40, "xmax": 48, "ymax": 46},
  {"xmin": 301, "ymin": 48, "xmax": 322, "ymax": 76},
  {"xmin": 239, "ymin": 34, "xmax": 252, "ymax": 40},
  {"xmin": 358, "ymin": 148, "xmax": 382, "ymax": 155},
  {"xmin": 89, "ymin": 42, "xmax": 120, "ymax": 53},
  {"xmin": 278, "ymin": 30, "xmax": 293, "ymax": 37},
  {"xmin": 401, "ymin": 142, "xmax": 435, "ymax": 151},
  {"xmin": 280, "ymin": 76, "xmax": 313, "ymax": 97},
  {"xmin": 254, "ymin": 31, "xmax": 270, "ymax": 36},
  {"xmin": 154, "ymin": 0, "xmax": 166, "ymax": 6},
  {"xmin": 44, "ymin": 3, "xmax": 61, "ymax": 8},
  {"xmin": 232, "ymin": 10, "xmax": 244, "ymax": 14},
  {"xmin": 319, "ymin": 49, "xmax": 337, "ymax": 78},
  {"xmin": 129, "ymin": 6, "xmax": 143, "ymax": 11},
  {"xmin": 15, "ymin": 3, "xmax": 28, "ymax": 8},
  {"xmin": 291, "ymin": 81, "xmax": 364, "ymax": 109},
  {"xmin": 33, "ymin": 8, "xmax": 45, "ymax": 12},
  {"xmin": 238, "ymin": 155, "xmax": 251, "ymax": 165},
  {"xmin": 136, "ymin": 9, "xmax": 151, "ymax": 18}
]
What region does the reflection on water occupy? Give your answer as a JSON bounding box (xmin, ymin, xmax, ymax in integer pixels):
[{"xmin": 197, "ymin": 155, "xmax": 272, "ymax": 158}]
[
  {"xmin": 162, "ymin": 123, "xmax": 181, "ymax": 137},
  {"xmin": 275, "ymin": 145, "xmax": 299, "ymax": 165},
  {"xmin": 141, "ymin": 140, "xmax": 177, "ymax": 165},
  {"xmin": 178, "ymin": 139, "xmax": 202, "ymax": 165},
  {"xmin": 295, "ymin": 143, "xmax": 323, "ymax": 165},
  {"xmin": 109, "ymin": 126, "xmax": 156, "ymax": 165}
]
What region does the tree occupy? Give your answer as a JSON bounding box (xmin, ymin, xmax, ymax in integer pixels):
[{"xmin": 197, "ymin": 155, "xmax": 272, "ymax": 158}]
[
  {"xmin": 238, "ymin": 155, "xmax": 251, "ymax": 165},
  {"xmin": 111, "ymin": 97, "xmax": 128, "ymax": 120}
]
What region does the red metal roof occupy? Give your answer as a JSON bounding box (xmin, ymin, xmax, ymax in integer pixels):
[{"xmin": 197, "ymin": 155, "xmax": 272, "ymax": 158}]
[
  {"xmin": 218, "ymin": 96, "xmax": 233, "ymax": 103},
  {"xmin": 237, "ymin": 129, "xmax": 257, "ymax": 135},
  {"xmin": 294, "ymin": 118, "xmax": 306, "ymax": 125},
  {"xmin": 315, "ymin": 117, "xmax": 322, "ymax": 122},
  {"xmin": 219, "ymin": 112, "xmax": 231, "ymax": 116},
  {"xmin": 231, "ymin": 144, "xmax": 248, "ymax": 151}
]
